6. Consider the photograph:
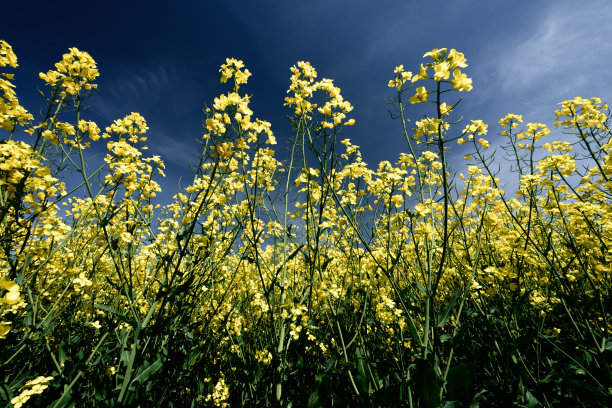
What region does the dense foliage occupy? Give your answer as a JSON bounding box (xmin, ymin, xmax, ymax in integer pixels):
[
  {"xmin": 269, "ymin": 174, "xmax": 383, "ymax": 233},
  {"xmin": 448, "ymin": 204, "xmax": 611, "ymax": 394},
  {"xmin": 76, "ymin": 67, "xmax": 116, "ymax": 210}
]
[{"xmin": 1, "ymin": 40, "xmax": 611, "ymax": 407}]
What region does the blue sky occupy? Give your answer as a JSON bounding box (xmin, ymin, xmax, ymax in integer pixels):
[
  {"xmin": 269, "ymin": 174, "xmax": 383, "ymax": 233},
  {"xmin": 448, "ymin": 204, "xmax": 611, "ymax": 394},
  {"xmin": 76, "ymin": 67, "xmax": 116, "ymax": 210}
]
[{"xmin": 4, "ymin": 0, "xmax": 612, "ymax": 203}]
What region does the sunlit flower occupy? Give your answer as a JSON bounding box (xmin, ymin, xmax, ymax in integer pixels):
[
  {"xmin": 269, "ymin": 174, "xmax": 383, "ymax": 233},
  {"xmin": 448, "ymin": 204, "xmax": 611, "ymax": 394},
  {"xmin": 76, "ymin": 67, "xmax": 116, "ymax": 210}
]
[
  {"xmin": 409, "ymin": 86, "xmax": 430, "ymax": 104},
  {"xmin": 450, "ymin": 69, "xmax": 472, "ymax": 91}
]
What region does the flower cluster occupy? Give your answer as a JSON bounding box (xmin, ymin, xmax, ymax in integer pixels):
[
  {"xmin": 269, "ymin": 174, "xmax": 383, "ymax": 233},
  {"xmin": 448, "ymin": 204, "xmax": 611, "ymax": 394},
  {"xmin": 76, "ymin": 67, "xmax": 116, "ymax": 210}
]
[
  {"xmin": 285, "ymin": 61, "xmax": 355, "ymax": 128},
  {"xmin": 10, "ymin": 376, "xmax": 54, "ymax": 408},
  {"xmin": 388, "ymin": 65, "xmax": 412, "ymax": 90},
  {"xmin": 554, "ymin": 96, "xmax": 608, "ymax": 130},
  {"xmin": 220, "ymin": 57, "xmax": 251, "ymax": 90},
  {"xmin": 0, "ymin": 40, "xmax": 33, "ymax": 130},
  {"xmin": 404, "ymin": 47, "xmax": 472, "ymax": 105},
  {"xmin": 39, "ymin": 47, "xmax": 98, "ymax": 97},
  {"xmin": 205, "ymin": 59, "xmax": 276, "ymax": 145}
]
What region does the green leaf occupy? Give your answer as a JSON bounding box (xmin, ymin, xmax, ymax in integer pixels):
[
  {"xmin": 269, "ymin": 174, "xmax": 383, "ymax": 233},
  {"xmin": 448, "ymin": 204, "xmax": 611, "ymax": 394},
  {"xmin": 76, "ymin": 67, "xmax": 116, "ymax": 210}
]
[
  {"xmin": 525, "ymin": 390, "xmax": 539, "ymax": 407},
  {"xmin": 321, "ymin": 256, "xmax": 332, "ymax": 272},
  {"xmin": 356, "ymin": 348, "xmax": 367, "ymax": 379},
  {"xmin": 0, "ymin": 383, "xmax": 10, "ymax": 401},
  {"xmin": 355, "ymin": 348, "xmax": 369, "ymax": 396},
  {"xmin": 94, "ymin": 304, "xmax": 135, "ymax": 326},
  {"xmin": 307, "ymin": 390, "xmax": 320, "ymax": 408},
  {"xmin": 58, "ymin": 342, "xmax": 67, "ymax": 367},
  {"xmin": 309, "ymin": 373, "xmax": 333, "ymax": 407},
  {"xmin": 132, "ymin": 358, "xmax": 164, "ymax": 384},
  {"xmin": 437, "ymin": 289, "xmax": 460, "ymax": 327},
  {"xmin": 415, "ymin": 281, "xmax": 428, "ymax": 295},
  {"xmin": 413, "ymin": 359, "xmax": 441, "ymax": 408},
  {"xmin": 445, "ymin": 364, "xmax": 471, "ymax": 403}
]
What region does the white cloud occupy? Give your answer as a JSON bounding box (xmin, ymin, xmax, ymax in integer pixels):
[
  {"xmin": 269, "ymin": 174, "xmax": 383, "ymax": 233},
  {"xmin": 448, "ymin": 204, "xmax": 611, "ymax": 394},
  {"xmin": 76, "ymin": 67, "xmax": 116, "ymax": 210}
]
[
  {"xmin": 150, "ymin": 131, "xmax": 202, "ymax": 169},
  {"xmin": 91, "ymin": 60, "xmax": 180, "ymax": 122},
  {"xmin": 494, "ymin": 0, "xmax": 612, "ymax": 98}
]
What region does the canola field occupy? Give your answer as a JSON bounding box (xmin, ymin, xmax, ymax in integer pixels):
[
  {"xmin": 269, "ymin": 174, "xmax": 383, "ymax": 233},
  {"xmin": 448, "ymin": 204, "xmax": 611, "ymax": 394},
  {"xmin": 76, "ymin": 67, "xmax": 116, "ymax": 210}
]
[{"xmin": 1, "ymin": 41, "xmax": 611, "ymax": 407}]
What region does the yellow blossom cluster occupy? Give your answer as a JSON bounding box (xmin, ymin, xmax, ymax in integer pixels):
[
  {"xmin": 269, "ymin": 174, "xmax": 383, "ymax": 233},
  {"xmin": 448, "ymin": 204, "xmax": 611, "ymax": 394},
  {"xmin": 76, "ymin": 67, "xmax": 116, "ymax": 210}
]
[
  {"xmin": 554, "ymin": 96, "xmax": 608, "ymax": 130},
  {"xmin": 285, "ymin": 61, "xmax": 355, "ymax": 128},
  {"xmin": 0, "ymin": 40, "xmax": 33, "ymax": 130},
  {"xmin": 0, "ymin": 277, "xmax": 24, "ymax": 339},
  {"xmin": 388, "ymin": 65, "xmax": 413, "ymax": 90},
  {"xmin": 220, "ymin": 58, "xmax": 251, "ymax": 90},
  {"xmin": 205, "ymin": 60, "xmax": 276, "ymax": 146},
  {"xmin": 39, "ymin": 47, "xmax": 98, "ymax": 97},
  {"xmin": 104, "ymin": 112, "xmax": 149, "ymax": 143},
  {"xmin": 10, "ymin": 376, "xmax": 54, "ymax": 408},
  {"xmin": 405, "ymin": 47, "xmax": 472, "ymax": 106}
]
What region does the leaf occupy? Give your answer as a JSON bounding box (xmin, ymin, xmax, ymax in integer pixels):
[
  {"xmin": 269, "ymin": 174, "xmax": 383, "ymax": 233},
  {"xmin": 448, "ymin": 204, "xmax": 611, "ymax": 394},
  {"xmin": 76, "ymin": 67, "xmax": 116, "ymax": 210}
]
[
  {"xmin": 307, "ymin": 390, "xmax": 320, "ymax": 408},
  {"xmin": 355, "ymin": 348, "xmax": 369, "ymax": 396},
  {"xmin": 356, "ymin": 348, "xmax": 367, "ymax": 378},
  {"xmin": 132, "ymin": 358, "xmax": 164, "ymax": 384},
  {"xmin": 439, "ymin": 334, "xmax": 452, "ymax": 344},
  {"xmin": 324, "ymin": 357, "xmax": 336, "ymax": 372},
  {"xmin": 51, "ymin": 384, "xmax": 74, "ymax": 408},
  {"xmin": 308, "ymin": 373, "xmax": 333, "ymax": 407},
  {"xmin": 525, "ymin": 390, "xmax": 539, "ymax": 407},
  {"xmin": 445, "ymin": 364, "xmax": 471, "ymax": 403},
  {"xmin": 437, "ymin": 289, "xmax": 460, "ymax": 327},
  {"xmin": 405, "ymin": 314, "xmax": 423, "ymax": 347},
  {"xmin": 95, "ymin": 304, "xmax": 135, "ymax": 326},
  {"xmin": 413, "ymin": 359, "xmax": 441, "ymax": 408},
  {"xmin": 415, "ymin": 281, "xmax": 428, "ymax": 295},
  {"xmin": 0, "ymin": 383, "xmax": 10, "ymax": 401},
  {"xmin": 321, "ymin": 256, "xmax": 332, "ymax": 272}
]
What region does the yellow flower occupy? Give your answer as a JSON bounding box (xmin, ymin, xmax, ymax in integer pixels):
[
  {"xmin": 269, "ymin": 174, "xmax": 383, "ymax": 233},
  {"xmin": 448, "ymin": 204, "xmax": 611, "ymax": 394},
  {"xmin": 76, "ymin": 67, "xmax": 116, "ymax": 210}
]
[
  {"xmin": 0, "ymin": 278, "xmax": 21, "ymax": 306},
  {"xmin": 448, "ymin": 49, "xmax": 468, "ymax": 69},
  {"xmin": 499, "ymin": 113, "xmax": 523, "ymax": 128},
  {"xmin": 423, "ymin": 48, "xmax": 447, "ymax": 60},
  {"xmin": 388, "ymin": 65, "xmax": 413, "ymax": 89},
  {"xmin": 0, "ymin": 40, "xmax": 19, "ymax": 68},
  {"xmin": 554, "ymin": 96, "xmax": 607, "ymax": 129},
  {"xmin": 0, "ymin": 321, "xmax": 12, "ymax": 339},
  {"xmin": 11, "ymin": 376, "xmax": 53, "ymax": 408},
  {"xmin": 409, "ymin": 86, "xmax": 429, "ymax": 104},
  {"xmin": 411, "ymin": 63, "xmax": 428, "ymax": 82},
  {"xmin": 391, "ymin": 194, "xmax": 403, "ymax": 208},
  {"xmin": 450, "ymin": 69, "xmax": 473, "ymax": 91},
  {"xmin": 433, "ymin": 61, "xmax": 450, "ymax": 82},
  {"xmin": 414, "ymin": 202, "xmax": 431, "ymax": 218},
  {"xmin": 439, "ymin": 102, "xmax": 452, "ymax": 117},
  {"xmin": 524, "ymin": 122, "xmax": 550, "ymax": 142},
  {"xmin": 39, "ymin": 48, "xmax": 98, "ymax": 96},
  {"xmin": 104, "ymin": 112, "xmax": 149, "ymax": 143},
  {"xmin": 477, "ymin": 138, "xmax": 490, "ymax": 148},
  {"xmin": 0, "ymin": 41, "xmax": 34, "ymax": 129},
  {"xmin": 463, "ymin": 120, "xmax": 488, "ymax": 135}
]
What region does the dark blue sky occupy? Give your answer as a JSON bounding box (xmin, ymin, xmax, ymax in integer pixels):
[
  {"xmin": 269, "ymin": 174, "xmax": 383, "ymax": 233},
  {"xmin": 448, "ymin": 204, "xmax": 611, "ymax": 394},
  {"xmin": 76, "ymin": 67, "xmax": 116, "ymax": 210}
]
[{"xmin": 4, "ymin": 0, "xmax": 612, "ymax": 203}]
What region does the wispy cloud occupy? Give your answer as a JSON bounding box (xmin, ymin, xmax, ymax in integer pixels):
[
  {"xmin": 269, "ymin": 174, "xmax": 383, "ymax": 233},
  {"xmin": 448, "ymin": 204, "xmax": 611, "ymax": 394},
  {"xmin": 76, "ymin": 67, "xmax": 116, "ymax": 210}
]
[
  {"xmin": 477, "ymin": 0, "xmax": 612, "ymax": 123},
  {"xmin": 88, "ymin": 58, "xmax": 213, "ymax": 171},
  {"xmin": 91, "ymin": 61, "xmax": 179, "ymax": 121},
  {"xmin": 150, "ymin": 130, "xmax": 203, "ymax": 169},
  {"xmin": 498, "ymin": 2, "xmax": 612, "ymax": 93}
]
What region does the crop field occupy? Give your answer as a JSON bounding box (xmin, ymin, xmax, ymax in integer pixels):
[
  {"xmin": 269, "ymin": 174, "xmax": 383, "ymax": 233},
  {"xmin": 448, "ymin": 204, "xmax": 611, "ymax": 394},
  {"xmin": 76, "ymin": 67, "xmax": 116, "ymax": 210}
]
[{"xmin": 1, "ymin": 41, "xmax": 611, "ymax": 407}]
